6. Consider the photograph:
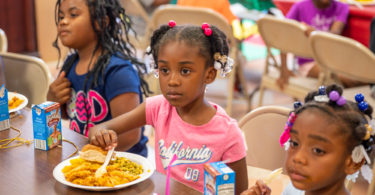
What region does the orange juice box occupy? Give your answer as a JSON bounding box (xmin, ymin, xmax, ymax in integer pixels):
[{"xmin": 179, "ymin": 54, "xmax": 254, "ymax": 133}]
[
  {"xmin": 32, "ymin": 101, "xmax": 62, "ymax": 150},
  {"xmin": 0, "ymin": 84, "xmax": 10, "ymax": 131},
  {"xmin": 204, "ymin": 161, "xmax": 235, "ymax": 195}
]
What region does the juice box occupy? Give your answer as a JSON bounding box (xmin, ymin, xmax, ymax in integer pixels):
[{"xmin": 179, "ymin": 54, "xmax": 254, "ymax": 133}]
[
  {"xmin": 32, "ymin": 101, "xmax": 62, "ymax": 150},
  {"xmin": 204, "ymin": 161, "xmax": 235, "ymax": 195},
  {"xmin": 0, "ymin": 84, "xmax": 10, "ymax": 131}
]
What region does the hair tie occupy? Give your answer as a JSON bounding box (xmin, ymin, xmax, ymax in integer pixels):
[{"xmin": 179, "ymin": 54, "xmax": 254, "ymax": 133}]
[
  {"xmin": 201, "ymin": 22, "xmax": 212, "ymax": 36},
  {"xmin": 168, "ymin": 20, "xmax": 176, "ymax": 28},
  {"xmin": 314, "ymin": 86, "xmax": 330, "ymax": 102},
  {"xmin": 314, "ymin": 87, "xmax": 346, "ymax": 106},
  {"xmin": 293, "ymin": 101, "xmax": 302, "ymax": 109},
  {"xmin": 280, "ymin": 112, "xmax": 297, "ymax": 147},
  {"xmin": 212, "ymin": 52, "xmax": 233, "ymax": 77}
]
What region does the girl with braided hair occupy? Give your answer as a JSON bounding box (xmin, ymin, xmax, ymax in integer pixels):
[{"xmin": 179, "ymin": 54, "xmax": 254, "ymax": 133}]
[
  {"xmin": 47, "ymin": 0, "xmax": 150, "ymax": 157},
  {"xmin": 89, "ymin": 21, "xmax": 248, "ymax": 193},
  {"xmin": 243, "ymin": 84, "xmax": 375, "ymax": 195}
]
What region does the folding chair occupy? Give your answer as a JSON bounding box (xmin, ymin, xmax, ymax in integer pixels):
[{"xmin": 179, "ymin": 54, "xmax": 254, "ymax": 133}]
[
  {"xmin": 256, "ymin": 15, "xmax": 323, "ymax": 107},
  {"xmin": 144, "ymin": 5, "xmax": 249, "ymax": 115},
  {"xmin": 120, "ymin": 0, "xmax": 151, "ymax": 50},
  {"xmin": 368, "ymin": 163, "xmax": 375, "ymax": 195},
  {"xmin": 309, "ymin": 31, "xmax": 375, "ymax": 107},
  {"xmin": 0, "ymin": 29, "xmax": 8, "ymax": 52},
  {"xmin": 1, "ymin": 52, "xmax": 51, "ymax": 106},
  {"xmin": 239, "ymin": 105, "xmax": 290, "ymax": 170}
]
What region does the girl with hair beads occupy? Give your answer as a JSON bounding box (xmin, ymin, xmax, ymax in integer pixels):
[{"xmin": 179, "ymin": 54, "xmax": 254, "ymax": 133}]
[
  {"xmin": 89, "ymin": 21, "xmax": 249, "ymax": 193},
  {"xmin": 47, "ymin": 0, "xmax": 150, "ymax": 157},
  {"xmin": 242, "ymin": 84, "xmax": 375, "ymax": 195}
]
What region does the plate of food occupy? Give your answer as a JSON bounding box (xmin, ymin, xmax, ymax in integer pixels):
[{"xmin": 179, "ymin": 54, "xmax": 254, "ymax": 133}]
[
  {"xmin": 8, "ymin": 92, "xmax": 28, "ymax": 113},
  {"xmin": 53, "ymin": 144, "xmax": 155, "ymax": 191}
]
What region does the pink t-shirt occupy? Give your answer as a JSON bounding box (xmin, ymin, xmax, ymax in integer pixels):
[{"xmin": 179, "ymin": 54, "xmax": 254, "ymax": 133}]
[{"xmin": 146, "ymin": 95, "xmax": 246, "ymax": 192}]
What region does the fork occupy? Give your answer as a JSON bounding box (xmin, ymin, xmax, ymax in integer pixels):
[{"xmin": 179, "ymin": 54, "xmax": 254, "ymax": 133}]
[
  {"xmin": 95, "ymin": 147, "xmax": 115, "ymax": 178},
  {"xmin": 264, "ymin": 167, "xmax": 283, "ymax": 185}
]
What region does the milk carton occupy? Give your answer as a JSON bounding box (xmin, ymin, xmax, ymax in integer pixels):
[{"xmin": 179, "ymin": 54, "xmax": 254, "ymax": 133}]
[
  {"xmin": 0, "ymin": 84, "xmax": 10, "ymax": 131},
  {"xmin": 32, "ymin": 101, "xmax": 62, "ymax": 150},
  {"xmin": 204, "ymin": 161, "xmax": 235, "ymax": 195}
]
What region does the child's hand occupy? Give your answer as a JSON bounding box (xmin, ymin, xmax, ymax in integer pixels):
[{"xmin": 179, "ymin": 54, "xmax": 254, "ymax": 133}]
[
  {"xmin": 47, "ymin": 71, "xmax": 71, "ymax": 104},
  {"xmin": 90, "ymin": 129, "xmax": 118, "ymax": 150},
  {"xmin": 240, "ymin": 180, "xmax": 271, "ymax": 195},
  {"xmin": 301, "ymin": 22, "xmax": 315, "ymax": 36}
]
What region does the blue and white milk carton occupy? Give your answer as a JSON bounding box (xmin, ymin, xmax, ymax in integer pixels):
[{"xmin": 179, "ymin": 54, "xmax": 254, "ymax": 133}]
[
  {"xmin": 32, "ymin": 101, "xmax": 62, "ymax": 150},
  {"xmin": 0, "ymin": 84, "xmax": 10, "ymax": 131},
  {"xmin": 204, "ymin": 161, "xmax": 235, "ymax": 195}
]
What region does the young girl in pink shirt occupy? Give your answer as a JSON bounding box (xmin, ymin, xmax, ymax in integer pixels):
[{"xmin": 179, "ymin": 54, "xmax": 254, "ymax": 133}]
[
  {"xmin": 89, "ymin": 21, "xmax": 248, "ymax": 194},
  {"xmin": 242, "ymin": 84, "xmax": 375, "ymax": 195}
]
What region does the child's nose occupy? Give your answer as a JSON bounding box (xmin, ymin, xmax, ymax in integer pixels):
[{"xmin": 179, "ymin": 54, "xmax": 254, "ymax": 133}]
[
  {"xmin": 292, "ymin": 149, "xmax": 307, "ymax": 165},
  {"xmin": 168, "ymin": 72, "xmax": 180, "ymax": 86},
  {"xmin": 59, "ymin": 18, "xmax": 68, "ymax": 26}
]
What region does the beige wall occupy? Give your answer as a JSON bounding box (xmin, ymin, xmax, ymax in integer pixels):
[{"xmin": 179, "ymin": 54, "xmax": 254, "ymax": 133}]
[{"xmin": 35, "ymin": 0, "xmax": 67, "ymax": 63}]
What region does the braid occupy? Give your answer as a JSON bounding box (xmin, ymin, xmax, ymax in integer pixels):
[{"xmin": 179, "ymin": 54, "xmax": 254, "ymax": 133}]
[
  {"xmin": 147, "ymin": 25, "xmax": 174, "ymax": 67},
  {"xmin": 147, "ymin": 23, "xmax": 230, "ymax": 70},
  {"xmin": 53, "ymin": 0, "xmax": 152, "ymax": 132},
  {"xmin": 53, "ymin": 0, "xmax": 151, "ymax": 97},
  {"xmin": 297, "ymin": 84, "xmax": 374, "ymax": 156}
]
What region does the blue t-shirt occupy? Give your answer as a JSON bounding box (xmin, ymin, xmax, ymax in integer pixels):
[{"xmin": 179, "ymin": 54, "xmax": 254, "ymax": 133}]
[{"xmin": 65, "ymin": 53, "xmax": 148, "ymax": 157}]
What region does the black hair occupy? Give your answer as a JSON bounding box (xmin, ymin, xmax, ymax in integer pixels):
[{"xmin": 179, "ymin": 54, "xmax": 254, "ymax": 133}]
[
  {"xmin": 146, "ymin": 24, "xmax": 229, "ymax": 69},
  {"xmin": 295, "ymin": 84, "xmax": 374, "ymax": 159},
  {"xmin": 53, "ymin": 0, "xmax": 151, "ymax": 131},
  {"xmin": 53, "ymin": 0, "xmax": 151, "ymax": 95}
]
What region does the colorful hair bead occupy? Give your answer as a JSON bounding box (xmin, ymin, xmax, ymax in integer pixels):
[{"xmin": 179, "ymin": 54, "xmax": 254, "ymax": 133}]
[
  {"xmin": 201, "ymin": 23, "xmax": 210, "ymax": 30},
  {"xmin": 364, "ymin": 124, "xmax": 372, "ymax": 140},
  {"xmin": 329, "ymin": 91, "xmax": 340, "ymax": 101},
  {"xmin": 337, "ymin": 96, "xmax": 346, "ymax": 106},
  {"xmin": 355, "ymin": 93, "xmax": 365, "ymax": 103},
  {"xmin": 355, "ymin": 93, "xmax": 368, "ymax": 111},
  {"xmin": 358, "ymin": 101, "xmax": 369, "ymax": 111},
  {"xmin": 318, "ymin": 86, "xmax": 326, "ymax": 95},
  {"xmin": 168, "ymin": 20, "xmax": 176, "ymax": 28},
  {"xmin": 294, "ymin": 101, "xmax": 302, "ymax": 109},
  {"xmin": 204, "ymin": 28, "xmax": 212, "ymax": 36}
]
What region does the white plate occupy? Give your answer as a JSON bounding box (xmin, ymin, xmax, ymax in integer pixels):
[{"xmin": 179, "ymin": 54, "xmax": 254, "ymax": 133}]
[
  {"xmin": 53, "ymin": 152, "xmax": 155, "ymax": 191},
  {"xmin": 8, "ymin": 92, "xmax": 28, "ymax": 113}
]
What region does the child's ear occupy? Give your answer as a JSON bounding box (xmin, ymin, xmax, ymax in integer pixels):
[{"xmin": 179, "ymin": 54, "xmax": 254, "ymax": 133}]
[
  {"xmin": 204, "ymin": 67, "xmax": 217, "ymax": 84},
  {"xmin": 94, "ymin": 16, "xmax": 110, "ymax": 31},
  {"xmin": 344, "ymin": 156, "xmax": 365, "ymax": 175}
]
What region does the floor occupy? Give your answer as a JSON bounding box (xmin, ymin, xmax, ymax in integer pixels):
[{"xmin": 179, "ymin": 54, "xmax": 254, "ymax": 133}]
[{"xmin": 46, "ymin": 53, "xmax": 368, "ymax": 195}]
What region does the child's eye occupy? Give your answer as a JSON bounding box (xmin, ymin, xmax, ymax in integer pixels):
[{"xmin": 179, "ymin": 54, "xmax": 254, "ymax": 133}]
[
  {"xmin": 58, "ymin": 14, "xmax": 64, "ymax": 21},
  {"xmin": 289, "ymin": 139, "xmax": 299, "ymax": 148},
  {"xmin": 159, "ymin": 67, "xmax": 169, "ymax": 74},
  {"xmin": 70, "ymin": 13, "xmax": 78, "ymax": 18},
  {"xmin": 312, "ymin": 148, "xmax": 326, "ymax": 155},
  {"xmin": 181, "ymin": 68, "xmax": 191, "ymax": 75}
]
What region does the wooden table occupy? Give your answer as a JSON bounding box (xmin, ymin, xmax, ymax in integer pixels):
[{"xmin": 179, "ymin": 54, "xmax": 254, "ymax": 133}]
[
  {"xmin": 0, "ymin": 108, "xmax": 202, "ymax": 195},
  {"xmin": 273, "ymin": 0, "xmax": 375, "ymax": 47}
]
